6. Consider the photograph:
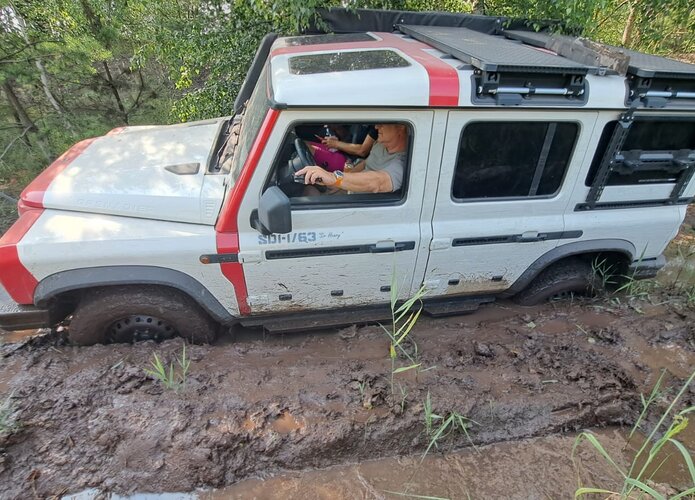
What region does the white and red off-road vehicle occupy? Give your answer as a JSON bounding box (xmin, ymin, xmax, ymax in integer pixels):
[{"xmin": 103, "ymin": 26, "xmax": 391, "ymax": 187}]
[{"xmin": 1, "ymin": 10, "xmax": 694, "ymax": 344}]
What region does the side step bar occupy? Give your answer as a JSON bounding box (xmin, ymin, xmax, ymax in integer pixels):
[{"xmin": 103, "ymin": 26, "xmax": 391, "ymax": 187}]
[
  {"xmin": 239, "ymin": 296, "xmax": 495, "ymax": 334},
  {"xmin": 0, "ymin": 287, "xmax": 50, "ymax": 331}
]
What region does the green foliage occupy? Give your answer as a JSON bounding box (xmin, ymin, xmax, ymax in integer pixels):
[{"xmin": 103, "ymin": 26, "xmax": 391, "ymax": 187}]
[
  {"xmin": 573, "ymin": 369, "xmax": 695, "ymax": 498},
  {"xmin": 143, "ymin": 343, "xmax": 191, "ymax": 392}
]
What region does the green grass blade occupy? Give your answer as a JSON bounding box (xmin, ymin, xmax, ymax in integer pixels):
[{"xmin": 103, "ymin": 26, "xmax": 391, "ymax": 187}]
[
  {"xmin": 382, "ymin": 491, "xmax": 450, "ymax": 500},
  {"xmin": 678, "ymin": 406, "xmax": 695, "ymax": 416},
  {"xmin": 623, "ymin": 478, "xmax": 666, "ymax": 500},
  {"xmin": 422, "ymin": 415, "xmax": 453, "ymax": 460},
  {"xmin": 667, "ymin": 438, "xmax": 695, "ymax": 483},
  {"xmin": 572, "ymin": 432, "xmax": 626, "ymax": 478},
  {"xmin": 671, "ymin": 486, "xmax": 695, "ymax": 499},
  {"xmin": 390, "ymin": 268, "xmax": 399, "ymax": 309},
  {"xmin": 395, "ymin": 308, "xmax": 423, "ymax": 346},
  {"xmin": 574, "ymin": 487, "xmax": 617, "ymax": 498},
  {"xmin": 393, "ymin": 363, "xmax": 421, "ymax": 374}
]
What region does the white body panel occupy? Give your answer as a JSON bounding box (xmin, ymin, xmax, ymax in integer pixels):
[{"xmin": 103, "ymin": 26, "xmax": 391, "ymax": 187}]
[
  {"xmin": 424, "ymin": 110, "xmax": 599, "ymax": 295},
  {"xmin": 19, "ymin": 210, "xmax": 239, "ymax": 315},
  {"xmin": 43, "ymin": 119, "xmax": 226, "ymax": 225},
  {"xmin": 271, "ymin": 48, "xmax": 431, "ymax": 107},
  {"xmin": 238, "ymin": 109, "xmax": 434, "ymax": 313}
]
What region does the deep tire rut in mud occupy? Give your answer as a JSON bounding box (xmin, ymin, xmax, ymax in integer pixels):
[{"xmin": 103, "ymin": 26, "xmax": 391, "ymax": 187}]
[{"xmin": 0, "ymin": 299, "xmax": 694, "ymax": 497}]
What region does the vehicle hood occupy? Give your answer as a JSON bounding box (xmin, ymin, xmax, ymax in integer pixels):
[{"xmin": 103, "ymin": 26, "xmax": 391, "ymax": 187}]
[{"xmin": 21, "ymin": 118, "xmax": 228, "ymax": 225}]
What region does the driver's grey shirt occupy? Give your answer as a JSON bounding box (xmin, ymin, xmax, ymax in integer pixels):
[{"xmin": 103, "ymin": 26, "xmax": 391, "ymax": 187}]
[{"xmin": 363, "ymin": 143, "xmax": 406, "ymax": 191}]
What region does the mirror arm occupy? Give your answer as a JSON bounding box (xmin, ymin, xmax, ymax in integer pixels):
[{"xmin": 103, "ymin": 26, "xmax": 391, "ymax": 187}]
[{"xmin": 250, "ymin": 209, "xmax": 272, "ymax": 235}]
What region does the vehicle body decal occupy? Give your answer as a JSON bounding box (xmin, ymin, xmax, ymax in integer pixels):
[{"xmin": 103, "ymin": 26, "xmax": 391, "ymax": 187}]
[
  {"xmin": 215, "ymin": 108, "xmax": 281, "ymax": 315},
  {"xmin": 0, "ymin": 209, "xmax": 43, "ymax": 304},
  {"xmin": 20, "ymin": 138, "xmax": 97, "ymax": 209}
]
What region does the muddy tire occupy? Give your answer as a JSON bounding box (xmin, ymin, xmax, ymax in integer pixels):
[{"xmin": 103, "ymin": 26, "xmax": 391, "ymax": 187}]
[
  {"xmin": 514, "ymin": 258, "xmax": 599, "ymax": 306},
  {"xmin": 68, "ymin": 286, "xmax": 218, "ymax": 346}
]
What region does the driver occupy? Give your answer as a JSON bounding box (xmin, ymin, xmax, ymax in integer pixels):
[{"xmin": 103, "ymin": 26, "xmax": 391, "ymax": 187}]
[{"xmin": 296, "ymin": 124, "xmax": 408, "ymax": 193}]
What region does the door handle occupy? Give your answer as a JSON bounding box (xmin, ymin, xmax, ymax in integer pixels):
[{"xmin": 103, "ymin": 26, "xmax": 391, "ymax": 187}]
[
  {"xmin": 517, "ymin": 231, "xmax": 547, "ymax": 242},
  {"xmin": 368, "ymin": 241, "xmax": 415, "ymax": 253}
]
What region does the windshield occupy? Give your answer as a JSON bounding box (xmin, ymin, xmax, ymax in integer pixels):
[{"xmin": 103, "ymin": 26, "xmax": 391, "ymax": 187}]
[{"xmin": 229, "ymin": 63, "xmax": 271, "ymax": 183}]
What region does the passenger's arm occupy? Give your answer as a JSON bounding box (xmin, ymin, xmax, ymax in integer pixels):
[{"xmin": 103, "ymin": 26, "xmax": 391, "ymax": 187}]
[{"xmin": 323, "ymin": 135, "xmax": 376, "ymax": 158}]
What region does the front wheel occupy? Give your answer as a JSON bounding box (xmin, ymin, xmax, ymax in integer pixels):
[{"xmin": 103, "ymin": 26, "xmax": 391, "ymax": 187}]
[
  {"xmin": 68, "ymin": 286, "xmax": 218, "ymax": 346},
  {"xmin": 514, "ymin": 258, "xmax": 601, "ymax": 306}
]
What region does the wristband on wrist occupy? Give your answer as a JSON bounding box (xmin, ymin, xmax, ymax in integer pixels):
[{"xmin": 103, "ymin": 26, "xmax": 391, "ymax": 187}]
[{"xmin": 334, "ymin": 170, "xmax": 344, "ymax": 187}]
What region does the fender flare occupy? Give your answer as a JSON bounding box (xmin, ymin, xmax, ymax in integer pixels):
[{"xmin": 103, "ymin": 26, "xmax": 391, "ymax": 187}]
[
  {"xmin": 501, "ymin": 239, "xmax": 636, "ymax": 297},
  {"xmin": 34, "ymin": 266, "xmax": 236, "ymax": 324}
]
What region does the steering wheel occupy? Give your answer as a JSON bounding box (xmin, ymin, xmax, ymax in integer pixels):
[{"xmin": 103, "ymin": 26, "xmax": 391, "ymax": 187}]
[
  {"xmin": 294, "ymin": 138, "xmax": 316, "ymax": 169},
  {"xmin": 275, "ymin": 139, "xmax": 318, "ymax": 196}
]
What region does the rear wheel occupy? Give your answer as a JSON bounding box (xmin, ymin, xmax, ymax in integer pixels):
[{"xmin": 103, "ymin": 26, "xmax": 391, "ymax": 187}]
[
  {"xmin": 68, "ymin": 286, "xmax": 218, "ymax": 346},
  {"xmin": 514, "ymin": 258, "xmax": 600, "ymax": 306}
]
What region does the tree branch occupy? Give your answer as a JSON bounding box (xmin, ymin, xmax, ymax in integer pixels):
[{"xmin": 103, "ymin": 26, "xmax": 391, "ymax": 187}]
[{"xmin": 0, "ymin": 126, "xmax": 32, "ymax": 163}]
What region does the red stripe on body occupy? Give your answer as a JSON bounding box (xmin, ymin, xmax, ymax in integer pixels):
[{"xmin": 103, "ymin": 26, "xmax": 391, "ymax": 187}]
[
  {"xmin": 0, "ymin": 209, "xmax": 43, "ymax": 304},
  {"xmin": 21, "ymin": 137, "xmax": 97, "ymax": 209},
  {"xmin": 271, "ymin": 32, "xmax": 459, "ymax": 106},
  {"xmin": 216, "ymin": 109, "xmax": 281, "ymax": 315}
]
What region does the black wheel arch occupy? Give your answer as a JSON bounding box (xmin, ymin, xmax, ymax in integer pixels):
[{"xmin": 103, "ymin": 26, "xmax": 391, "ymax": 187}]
[
  {"xmin": 34, "ymin": 266, "xmax": 236, "ymax": 324},
  {"xmin": 501, "ymin": 239, "xmax": 636, "ymax": 298}
]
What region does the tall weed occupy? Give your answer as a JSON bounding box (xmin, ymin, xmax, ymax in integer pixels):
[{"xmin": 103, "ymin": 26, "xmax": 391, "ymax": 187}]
[{"xmin": 573, "ymin": 370, "xmax": 695, "ymax": 499}]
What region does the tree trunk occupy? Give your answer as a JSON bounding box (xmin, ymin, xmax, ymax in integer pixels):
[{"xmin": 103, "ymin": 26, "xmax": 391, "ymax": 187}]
[
  {"xmin": 1, "ymin": 81, "xmax": 37, "ymax": 133},
  {"xmin": 15, "ymin": 9, "xmax": 75, "ymax": 132},
  {"xmin": 1, "ymin": 81, "xmax": 51, "ymax": 161},
  {"xmin": 622, "ymin": 4, "xmax": 637, "ymax": 46},
  {"xmin": 102, "ymin": 61, "xmax": 129, "ymax": 124}
]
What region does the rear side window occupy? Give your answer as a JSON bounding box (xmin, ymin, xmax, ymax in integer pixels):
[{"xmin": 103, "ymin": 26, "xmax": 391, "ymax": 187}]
[
  {"xmin": 586, "ymin": 120, "xmax": 695, "ymax": 186},
  {"xmin": 452, "ymin": 122, "xmax": 578, "ymax": 200}
]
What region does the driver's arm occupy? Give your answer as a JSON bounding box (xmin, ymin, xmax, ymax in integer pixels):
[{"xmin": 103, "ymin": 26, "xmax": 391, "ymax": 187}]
[{"xmin": 296, "ymin": 165, "xmax": 393, "ymax": 193}]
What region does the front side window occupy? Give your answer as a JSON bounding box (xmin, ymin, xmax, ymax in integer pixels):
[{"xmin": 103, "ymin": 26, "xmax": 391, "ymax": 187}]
[
  {"xmin": 586, "ymin": 120, "xmax": 695, "ymax": 186},
  {"xmin": 229, "ymin": 64, "xmax": 271, "ymax": 183},
  {"xmin": 265, "ymin": 121, "xmax": 412, "ymax": 208},
  {"xmin": 452, "ymin": 122, "xmax": 578, "ymax": 200}
]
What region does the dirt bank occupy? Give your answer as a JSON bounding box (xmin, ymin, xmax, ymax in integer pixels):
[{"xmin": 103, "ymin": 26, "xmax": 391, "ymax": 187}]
[{"xmin": 1, "ymin": 294, "xmax": 694, "ymax": 498}]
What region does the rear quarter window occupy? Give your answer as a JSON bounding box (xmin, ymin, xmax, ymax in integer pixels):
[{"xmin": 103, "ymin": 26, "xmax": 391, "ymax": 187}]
[
  {"xmin": 586, "ymin": 120, "xmax": 695, "ymax": 186},
  {"xmin": 452, "ymin": 121, "xmax": 578, "ymax": 200}
]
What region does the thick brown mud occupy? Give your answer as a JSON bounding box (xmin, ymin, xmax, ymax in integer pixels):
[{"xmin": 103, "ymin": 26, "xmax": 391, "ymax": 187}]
[
  {"xmin": 1, "ymin": 207, "xmax": 694, "ymax": 498},
  {"xmin": 1, "ymin": 295, "xmax": 694, "ymax": 498}
]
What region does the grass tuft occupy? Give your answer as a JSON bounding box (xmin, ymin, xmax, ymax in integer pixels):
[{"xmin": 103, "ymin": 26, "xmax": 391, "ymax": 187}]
[
  {"xmin": 380, "ymin": 269, "xmax": 427, "ymax": 394},
  {"xmin": 422, "ymin": 392, "xmax": 479, "ymax": 461},
  {"xmin": 144, "ymin": 343, "xmax": 191, "ymax": 392}
]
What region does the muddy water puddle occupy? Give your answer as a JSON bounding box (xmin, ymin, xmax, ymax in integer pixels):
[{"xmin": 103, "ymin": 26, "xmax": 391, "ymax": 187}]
[
  {"xmin": 64, "ymin": 428, "xmax": 688, "ymax": 499},
  {"xmin": 2, "ymin": 296, "xmax": 693, "ymax": 498}
]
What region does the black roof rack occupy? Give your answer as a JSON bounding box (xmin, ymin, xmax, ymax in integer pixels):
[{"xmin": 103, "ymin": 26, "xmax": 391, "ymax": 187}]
[
  {"xmin": 304, "ymin": 8, "xmax": 695, "ymax": 108},
  {"xmin": 397, "ymin": 24, "xmax": 592, "ymax": 105},
  {"xmin": 398, "ymin": 25, "xmax": 598, "ymax": 76}
]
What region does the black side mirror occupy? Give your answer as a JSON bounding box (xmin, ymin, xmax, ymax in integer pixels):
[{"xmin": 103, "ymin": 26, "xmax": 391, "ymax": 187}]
[{"xmin": 251, "ymin": 186, "xmax": 292, "ymax": 235}]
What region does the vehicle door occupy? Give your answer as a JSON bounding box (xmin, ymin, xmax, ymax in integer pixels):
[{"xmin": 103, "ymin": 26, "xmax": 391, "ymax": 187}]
[
  {"xmin": 238, "ymin": 110, "xmax": 433, "ymax": 314},
  {"xmin": 422, "ymin": 110, "xmax": 599, "ymax": 297}
]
